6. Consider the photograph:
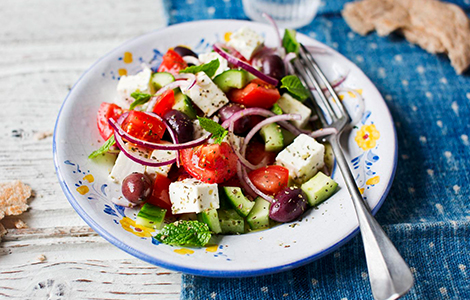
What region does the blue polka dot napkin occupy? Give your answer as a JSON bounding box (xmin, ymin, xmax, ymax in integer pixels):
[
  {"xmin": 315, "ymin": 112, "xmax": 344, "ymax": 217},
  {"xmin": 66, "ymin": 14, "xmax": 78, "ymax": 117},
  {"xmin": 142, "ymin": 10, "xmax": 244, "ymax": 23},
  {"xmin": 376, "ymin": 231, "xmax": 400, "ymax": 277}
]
[{"xmin": 164, "ymin": 0, "xmax": 470, "ymax": 298}]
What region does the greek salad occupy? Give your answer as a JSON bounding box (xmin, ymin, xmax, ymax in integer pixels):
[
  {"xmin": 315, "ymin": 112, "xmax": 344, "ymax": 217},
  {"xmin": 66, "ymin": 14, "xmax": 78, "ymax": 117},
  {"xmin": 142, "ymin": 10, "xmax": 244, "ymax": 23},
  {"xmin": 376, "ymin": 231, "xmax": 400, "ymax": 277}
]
[{"xmin": 90, "ymin": 25, "xmax": 338, "ymax": 247}]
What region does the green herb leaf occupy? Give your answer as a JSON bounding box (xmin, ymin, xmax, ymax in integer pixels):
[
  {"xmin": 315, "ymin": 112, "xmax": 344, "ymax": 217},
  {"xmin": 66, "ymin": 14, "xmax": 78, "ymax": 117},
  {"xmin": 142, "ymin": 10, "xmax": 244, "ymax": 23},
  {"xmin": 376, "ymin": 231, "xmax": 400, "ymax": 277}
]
[
  {"xmin": 88, "ymin": 135, "xmax": 115, "ymax": 159},
  {"xmin": 197, "ymin": 116, "xmax": 228, "ymax": 144},
  {"xmin": 282, "ymin": 29, "xmax": 300, "ymax": 54},
  {"xmin": 180, "ymin": 59, "xmax": 220, "ymax": 78},
  {"xmin": 271, "ymin": 103, "xmax": 283, "ymax": 115},
  {"xmin": 280, "ymin": 75, "xmax": 309, "ymax": 102},
  {"xmin": 155, "ymin": 220, "xmax": 212, "ymax": 247},
  {"xmin": 129, "ymin": 91, "xmax": 152, "ymax": 110}
]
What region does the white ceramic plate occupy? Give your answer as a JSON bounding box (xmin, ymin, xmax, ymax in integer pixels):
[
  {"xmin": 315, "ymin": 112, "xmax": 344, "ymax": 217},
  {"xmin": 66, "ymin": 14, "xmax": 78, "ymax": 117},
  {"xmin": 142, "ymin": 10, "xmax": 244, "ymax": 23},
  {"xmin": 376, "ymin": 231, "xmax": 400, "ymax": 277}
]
[{"xmin": 53, "ymin": 20, "xmax": 397, "ymax": 277}]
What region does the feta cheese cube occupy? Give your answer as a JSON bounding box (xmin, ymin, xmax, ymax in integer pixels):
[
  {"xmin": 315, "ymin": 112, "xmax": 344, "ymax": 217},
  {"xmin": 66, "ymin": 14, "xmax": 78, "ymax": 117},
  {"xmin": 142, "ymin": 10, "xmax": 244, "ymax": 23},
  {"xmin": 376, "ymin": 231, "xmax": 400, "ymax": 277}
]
[
  {"xmin": 116, "ymin": 66, "xmax": 152, "ymax": 109},
  {"xmin": 169, "ymin": 179, "xmax": 220, "ymax": 214},
  {"xmin": 227, "ymin": 27, "xmax": 264, "ymax": 60},
  {"xmin": 276, "ymin": 93, "xmax": 312, "ymax": 128},
  {"xmin": 183, "ymin": 72, "xmax": 229, "ymax": 116},
  {"xmin": 198, "ymin": 52, "xmax": 229, "ymax": 77},
  {"xmin": 145, "ymin": 148, "xmax": 177, "ymax": 179},
  {"xmin": 109, "ymin": 151, "xmax": 146, "ymax": 183},
  {"xmin": 275, "ymin": 134, "xmax": 324, "ymax": 184}
]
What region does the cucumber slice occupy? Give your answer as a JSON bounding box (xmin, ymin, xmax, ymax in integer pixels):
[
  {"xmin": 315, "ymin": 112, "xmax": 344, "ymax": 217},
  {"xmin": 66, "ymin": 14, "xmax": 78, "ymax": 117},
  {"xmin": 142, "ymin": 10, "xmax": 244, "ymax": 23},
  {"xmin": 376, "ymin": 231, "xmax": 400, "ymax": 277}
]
[
  {"xmin": 281, "ymin": 128, "xmax": 295, "ymax": 146},
  {"xmin": 136, "ymin": 203, "xmax": 167, "ymax": 230},
  {"xmin": 151, "ymin": 72, "xmax": 175, "ymax": 90},
  {"xmin": 246, "ymin": 197, "xmax": 271, "ymax": 231},
  {"xmin": 223, "ymin": 187, "xmax": 254, "ymax": 217},
  {"xmin": 301, "ymin": 171, "xmax": 338, "ymax": 207},
  {"xmin": 259, "ymin": 123, "xmax": 284, "ymax": 152},
  {"xmin": 172, "ymin": 91, "xmax": 197, "ymax": 119},
  {"xmin": 218, "ymin": 209, "xmax": 245, "ymax": 234},
  {"xmin": 213, "ymin": 69, "xmax": 249, "ymax": 93},
  {"xmin": 197, "ymin": 209, "xmax": 222, "ymax": 234}
]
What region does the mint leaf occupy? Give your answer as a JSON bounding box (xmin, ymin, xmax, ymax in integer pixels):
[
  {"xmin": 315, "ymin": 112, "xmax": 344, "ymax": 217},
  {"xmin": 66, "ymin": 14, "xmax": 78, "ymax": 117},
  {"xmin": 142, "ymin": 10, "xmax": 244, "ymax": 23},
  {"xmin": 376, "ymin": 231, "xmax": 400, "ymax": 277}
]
[
  {"xmin": 180, "ymin": 59, "xmax": 220, "ymax": 78},
  {"xmin": 197, "ymin": 116, "xmax": 227, "ymax": 144},
  {"xmin": 271, "ymin": 103, "xmax": 283, "ymax": 115},
  {"xmin": 130, "ymin": 91, "xmax": 152, "ymax": 110},
  {"xmin": 282, "ymin": 29, "xmax": 300, "ymax": 54},
  {"xmin": 88, "ymin": 135, "xmax": 115, "ymax": 159},
  {"xmin": 280, "ymin": 75, "xmax": 309, "ymax": 102},
  {"xmin": 156, "ymin": 220, "xmax": 211, "ymax": 247}
]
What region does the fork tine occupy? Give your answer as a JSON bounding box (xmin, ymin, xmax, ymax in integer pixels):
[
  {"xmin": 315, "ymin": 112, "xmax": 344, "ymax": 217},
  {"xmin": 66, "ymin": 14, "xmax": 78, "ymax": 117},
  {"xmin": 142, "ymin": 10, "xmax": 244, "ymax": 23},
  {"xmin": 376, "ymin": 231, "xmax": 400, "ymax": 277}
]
[
  {"xmin": 299, "ymin": 44, "xmax": 351, "ymax": 123},
  {"xmin": 293, "ymin": 53, "xmax": 338, "ymax": 123}
]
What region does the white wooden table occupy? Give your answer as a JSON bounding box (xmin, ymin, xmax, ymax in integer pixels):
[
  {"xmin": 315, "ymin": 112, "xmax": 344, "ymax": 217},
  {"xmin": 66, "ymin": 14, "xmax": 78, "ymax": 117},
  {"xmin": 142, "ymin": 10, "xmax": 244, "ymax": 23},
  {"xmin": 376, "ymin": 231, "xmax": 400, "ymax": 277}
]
[{"xmin": 0, "ymin": 1, "xmax": 182, "ymax": 298}]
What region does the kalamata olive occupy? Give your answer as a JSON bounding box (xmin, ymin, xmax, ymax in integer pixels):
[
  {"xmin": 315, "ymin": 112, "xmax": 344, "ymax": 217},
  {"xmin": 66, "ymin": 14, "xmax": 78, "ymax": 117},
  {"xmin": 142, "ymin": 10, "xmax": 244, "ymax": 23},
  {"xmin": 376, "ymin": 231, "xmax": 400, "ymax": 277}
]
[
  {"xmin": 122, "ymin": 172, "xmax": 152, "ymax": 203},
  {"xmin": 163, "ymin": 109, "xmax": 194, "ymax": 143},
  {"xmin": 218, "ymin": 104, "xmax": 251, "ymax": 134},
  {"xmin": 269, "ymin": 187, "xmax": 308, "ymax": 223},
  {"xmin": 173, "ymin": 46, "xmax": 198, "ymax": 58},
  {"xmin": 262, "ymin": 54, "xmax": 286, "ymax": 80}
]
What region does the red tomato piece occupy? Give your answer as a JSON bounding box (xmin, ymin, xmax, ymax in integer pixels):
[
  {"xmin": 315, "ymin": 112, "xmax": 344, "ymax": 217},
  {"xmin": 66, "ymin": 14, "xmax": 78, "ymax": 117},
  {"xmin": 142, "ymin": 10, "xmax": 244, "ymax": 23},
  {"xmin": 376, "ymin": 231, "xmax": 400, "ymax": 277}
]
[
  {"xmin": 146, "ymin": 174, "xmax": 172, "ymax": 211},
  {"xmin": 228, "ymin": 79, "xmax": 280, "ymax": 109},
  {"xmin": 180, "ymin": 142, "xmax": 238, "ymax": 184},
  {"xmin": 248, "ymin": 165, "xmax": 289, "ymax": 195},
  {"xmin": 157, "ymin": 49, "xmax": 187, "ymax": 75},
  {"xmin": 245, "ymin": 141, "xmax": 277, "ymax": 166},
  {"xmin": 96, "ymin": 102, "xmax": 123, "ymax": 140},
  {"xmin": 152, "ymin": 89, "xmax": 175, "ymax": 117},
  {"xmin": 121, "ymin": 111, "xmax": 165, "ymax": 143}
]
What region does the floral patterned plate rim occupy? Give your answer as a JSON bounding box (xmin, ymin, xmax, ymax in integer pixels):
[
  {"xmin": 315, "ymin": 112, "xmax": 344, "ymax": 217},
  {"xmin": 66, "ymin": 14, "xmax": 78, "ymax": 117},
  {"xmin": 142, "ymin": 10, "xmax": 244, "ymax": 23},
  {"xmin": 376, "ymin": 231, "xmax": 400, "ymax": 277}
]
[{"xmin": 53, "ymin": 20, "xmax": 397, "ymax": 277}]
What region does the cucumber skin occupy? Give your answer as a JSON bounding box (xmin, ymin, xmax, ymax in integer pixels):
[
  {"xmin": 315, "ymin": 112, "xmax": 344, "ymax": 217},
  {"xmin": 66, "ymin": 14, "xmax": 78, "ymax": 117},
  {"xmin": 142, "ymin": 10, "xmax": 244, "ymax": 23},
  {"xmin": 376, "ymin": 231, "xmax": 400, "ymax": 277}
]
[
  {"xmin": 172, "ymin": 91, "xmax": 197, "ymax": 119},
  {"xmin": 223, "ymin": 186, "xmax": 254, "ymax": 217},
  {"xmin": 301, "ymin": 171, "xmax": 338, "ymax": 207},
  {"xmin": 246, "ymin": 197, "xmax": 271, "ymax": 231},
  {"xmin": 218, "ymin": 209, "xmax": 245, "ymax": 234},
  {"xmin": 213, "ymin": 69, "xmax": 249, "ymax": 93},
  {"xmin": 260, "ymin": 123, "xmax": 284, "ymax": 152},
  {"xmin": 136, "ymin": 203, "xmax": 167, "ymax": 230},
  {"xmin": 198, "ymin": 209, "xmax": 222, "ymax": 234}
]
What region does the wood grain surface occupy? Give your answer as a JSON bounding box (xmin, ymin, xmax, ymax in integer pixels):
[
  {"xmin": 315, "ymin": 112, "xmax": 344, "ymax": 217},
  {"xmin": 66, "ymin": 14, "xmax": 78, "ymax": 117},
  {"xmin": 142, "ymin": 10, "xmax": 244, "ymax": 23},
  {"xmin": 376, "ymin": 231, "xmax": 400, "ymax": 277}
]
[{"xmin": 0, "ymin": 1, "xmax": 182, "ymax": 298}]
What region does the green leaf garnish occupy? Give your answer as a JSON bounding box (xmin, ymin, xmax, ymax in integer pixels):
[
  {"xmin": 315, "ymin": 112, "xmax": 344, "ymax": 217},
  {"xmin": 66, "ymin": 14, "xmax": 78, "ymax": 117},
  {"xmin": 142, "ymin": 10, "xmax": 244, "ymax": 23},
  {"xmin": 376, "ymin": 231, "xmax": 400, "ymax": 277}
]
[
  {"xmin": 155, "ymin": 220, "xmax": 212, "ymax": 247},
  {"xmin": 271, "ymin": 103, "xmax": 283, "ymax": 115},
  {"xmin": 282, "ymin": 29, "xmax": 300, "ymax": 54},
  {"xmin": 280, "ymin": 75, "xmax": 309, "ymax": 102},
  {"xmin": 197, "ymin": 116, "xmax": 228, "ymax": 144},
  {"xmin": 88, "ymin": 135, "xmax": 115, "ymax": 159},
  {"xmin": 180, "ymin": 59, "xmax": 220, "ymax": 78},
  {"xmin": 129, "ymin": 91, "xmax": 152, "ymax": 110}
]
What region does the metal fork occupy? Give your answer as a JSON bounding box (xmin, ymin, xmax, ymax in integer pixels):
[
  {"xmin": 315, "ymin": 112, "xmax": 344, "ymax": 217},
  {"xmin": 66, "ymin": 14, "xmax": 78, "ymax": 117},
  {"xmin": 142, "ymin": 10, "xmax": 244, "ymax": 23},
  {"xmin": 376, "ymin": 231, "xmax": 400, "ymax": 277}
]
[{"xmin": 292, "ymin": 44, "xmax": 414, "ymax": 300}]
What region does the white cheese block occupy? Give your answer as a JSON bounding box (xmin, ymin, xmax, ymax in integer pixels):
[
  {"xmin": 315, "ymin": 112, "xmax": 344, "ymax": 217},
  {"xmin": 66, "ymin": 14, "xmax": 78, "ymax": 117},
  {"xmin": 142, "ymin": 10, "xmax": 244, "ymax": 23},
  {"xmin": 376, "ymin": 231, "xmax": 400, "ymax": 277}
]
[
  {"xmin": 145, "ymin": 148, "xmax": 177, "ymax": 179},
  {"xmin": 183, "ymin": 72, "xmax": 229, "ymax": 116},
  {"xmin": 198, "ymin": 52, "xmax": 229, "ymax": 77},
  {"xmin": 109, "ymin": 151, "xmax": 146, "ymax": 184},
  {"xmin": 169, "ymin": 179, "xmax": 220, "ymax": 214},
  {"xmin": 275, "ymin": 134, "xmax": 324, "ymax": 184},
  {"xmin": 115, "ymin": 66, "xmax": 152, "ymax": 109},
  {"xmin": 276, "ymin": 93, "xmax": 312, "ymax": 128},
  {"xmin": 227, "ymin": 27, "xmax": 264, "ymax": 60}
]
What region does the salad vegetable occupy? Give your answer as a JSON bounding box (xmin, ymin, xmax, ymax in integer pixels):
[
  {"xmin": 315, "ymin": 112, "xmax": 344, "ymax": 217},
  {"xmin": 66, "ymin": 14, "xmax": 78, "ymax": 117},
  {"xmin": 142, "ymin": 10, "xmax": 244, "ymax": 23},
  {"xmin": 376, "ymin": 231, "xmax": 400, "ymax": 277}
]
[{"xmin": 91, "ymin": 25, "xmax": 339, "ymax": 247}]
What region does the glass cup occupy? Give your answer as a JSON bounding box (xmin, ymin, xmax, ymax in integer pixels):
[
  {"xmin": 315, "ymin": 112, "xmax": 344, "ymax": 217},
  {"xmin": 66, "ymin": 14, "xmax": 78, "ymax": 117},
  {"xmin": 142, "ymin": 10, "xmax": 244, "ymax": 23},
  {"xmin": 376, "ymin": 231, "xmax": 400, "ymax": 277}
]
[{"xmin": 242, "ymin": 0, "xmax": 321, "ymax": 29}]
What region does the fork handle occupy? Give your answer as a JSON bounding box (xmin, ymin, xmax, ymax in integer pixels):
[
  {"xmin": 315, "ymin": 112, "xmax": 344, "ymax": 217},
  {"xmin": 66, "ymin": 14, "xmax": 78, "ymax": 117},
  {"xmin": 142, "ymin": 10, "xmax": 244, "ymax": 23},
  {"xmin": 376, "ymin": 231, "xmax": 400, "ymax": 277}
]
[{"xmin": 329, "ymin": 136, "xmax": 414, "ymax": 300}]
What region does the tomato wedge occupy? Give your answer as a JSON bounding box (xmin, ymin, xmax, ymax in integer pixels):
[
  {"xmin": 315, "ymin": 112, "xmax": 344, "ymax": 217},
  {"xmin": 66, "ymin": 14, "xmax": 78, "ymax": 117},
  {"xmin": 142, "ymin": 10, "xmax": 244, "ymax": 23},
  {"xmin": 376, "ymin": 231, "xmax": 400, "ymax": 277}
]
[
  {"xmin": 180, "ymin": 142, "xmax": 238, "ymax": 184},
  {"xmin": 96, "ymin": 102, "xmax": 123, "ymax": 140},
  {"xmin": 152, "ymin": 89, "xmax": 175, "ymax": 117},
  {"xmin": 121, "ymin": 111, "xmax": 165, "ymax": 143},
  {"xmin": 228, "ymin": 79, "xmax": 280, "ymax": 109},
  {"xmin": 146, "ymin": 174, "xmax": 172, "ymax": 211},
  {"xmin": 157, "ymin": 49, "xmax": 187, "ymax": 75},
  {"xmin": 248, "ymin": 165, "xmax": 289, "ymax": 195}
]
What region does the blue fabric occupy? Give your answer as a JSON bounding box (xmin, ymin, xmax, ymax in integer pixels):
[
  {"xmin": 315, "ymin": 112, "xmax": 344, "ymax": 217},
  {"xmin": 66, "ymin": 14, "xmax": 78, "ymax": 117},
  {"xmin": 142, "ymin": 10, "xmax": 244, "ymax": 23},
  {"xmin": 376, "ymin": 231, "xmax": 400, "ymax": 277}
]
[{"xmin": 165, "ymin": 0, "xmax": 470, "ymax": 299}]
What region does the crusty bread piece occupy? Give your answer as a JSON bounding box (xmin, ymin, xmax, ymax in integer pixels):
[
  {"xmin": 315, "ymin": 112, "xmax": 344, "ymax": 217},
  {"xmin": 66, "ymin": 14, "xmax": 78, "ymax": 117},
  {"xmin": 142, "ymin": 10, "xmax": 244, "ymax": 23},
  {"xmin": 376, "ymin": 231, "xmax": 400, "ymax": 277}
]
[
  {"xmin": 342, "ymin": 0, "xmax": 470, "ymax": 74},
  {"xmin": 0, "ymin": 181, "xmax": 31, "ymax": 219}
]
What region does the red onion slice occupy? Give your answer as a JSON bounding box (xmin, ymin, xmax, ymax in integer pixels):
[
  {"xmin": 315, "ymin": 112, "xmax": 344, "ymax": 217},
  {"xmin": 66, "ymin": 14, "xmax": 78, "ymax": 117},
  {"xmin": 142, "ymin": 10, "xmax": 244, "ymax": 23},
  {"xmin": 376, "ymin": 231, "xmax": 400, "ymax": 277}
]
[
  {"xmin": 113, "ymin": 132, "xmax": 177, "ymax": 167},
  {"xmin": 164, "ymin": 119, "xmax": 181, "ymax": 168},
  {"xmin": 146, "ymin": 81, "xmax": 190, "ymax": 112},
  {"xmin": 213, "ymin": 43, "xmax": 279, "ymax": 86},
  {"xmin": 109, "ymin": 114, "xmax": 210, "ymax": 151},
  {"xmin": 262, "ymin": 13, "xmax": 282, "ymax": 49},
  {"xmin": 309, "ymin": 127, "xmax": 338, "ymax": 139},
  {"xmin": 241, "ymin": 164, "xmax": 273, "ymax": 203},
  {"xmin": 182, "ymin": 56, "xmax": 201, "ymax": 66}
]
